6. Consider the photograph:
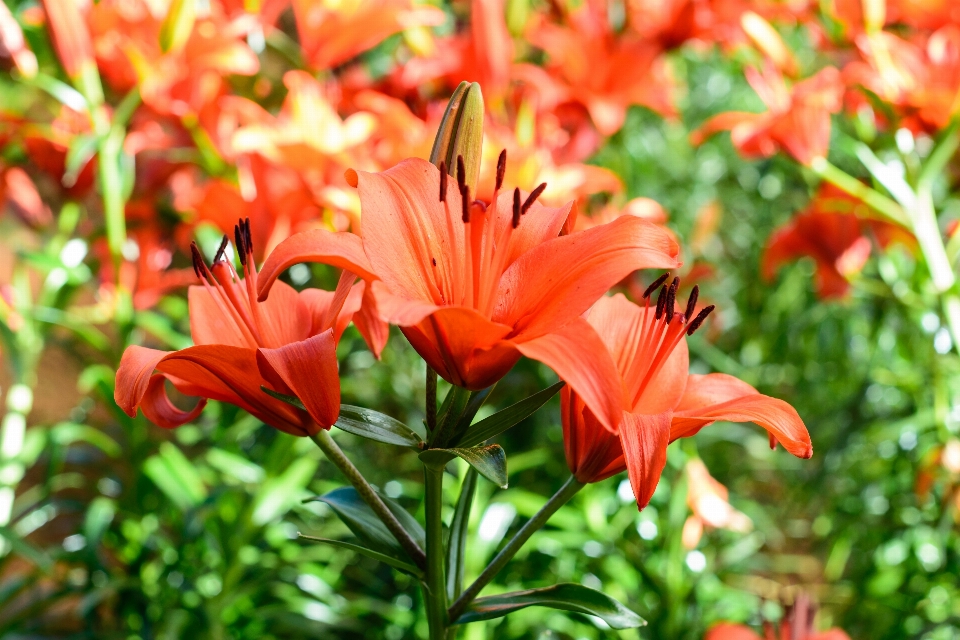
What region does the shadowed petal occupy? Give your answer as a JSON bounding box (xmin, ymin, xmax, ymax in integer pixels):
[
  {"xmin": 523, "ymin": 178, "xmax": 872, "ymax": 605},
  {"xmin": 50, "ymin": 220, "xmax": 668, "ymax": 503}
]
[
  {"xmin": 256, "ymin": 229, "xmax": 377, "ymax": 301},
  {"xmin": 494, "ymin": 216, "xmax": 680, "ymax": 340},
  {"xmin": 140, "ymin": 374, "xmax": 206, "ymax": 429},
  {"xmin": 672, "ymin": 373, "xmax": 812, "ymax": 458},
  {"xmin": 115, "ymin": 346, "xmax": 172, "ymax": 418},
  {"xmin": 514, "ymin": 316, "xmax": 623, "ymax": 432},
  {"xmin": 619, "ymin": 411, "xmax": 671, "ymax": 510},
  {"xmin": 704, "ymin": 624, "xmax": 762, "ymax": 640},
  {"xmin": 257, "ymin": 331, "xmax": 341, "ymax": 431}
]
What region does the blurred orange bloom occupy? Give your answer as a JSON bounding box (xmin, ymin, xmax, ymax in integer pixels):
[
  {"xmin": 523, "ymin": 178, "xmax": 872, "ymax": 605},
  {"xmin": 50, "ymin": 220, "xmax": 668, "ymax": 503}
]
[
  {"xmin": 20, "ymin": 106, "xmax": 97, "ymax": 197},
  {"xmin": 40, "ymin": 0, "xmax": 95, "ymax": 81},
  {"xmin": 706, "ymin": 594, "xmax": 850, "ymax": 640},
  {"xmin": 1, "ymin": 167, "xmax": 52, "ymax": 230},
  {"xmin": 293, "ymin": 0, "xmax": 444, "ymax": 70},
  {"xmin": 693, "ymin": 65, "xmax": 842, "ymax": 165},
  {"xmin": 763, "ymin": 185, "xmax": 912, "ymax": 299},
  {"xmin": 258, "ymin": 157, "xmax": 680, "ymax": 431},
  {"xmin": 845, "ymin": 26, "xmax": 960, "ymax": 130},
  {"xmin": 0, "ymin": 2, "xmax": 37, "ymax": 77},
  {"xmin": 681, "ymin": 458, "xmax": 752, "ymax": 549},
  {"xmin": 116, "ymin": 220, "xmax": 371, "ymax": 435},
  {"xmin": 515, "ymin": 0, "xmax": 675, "ymax": 136},
  {"xmin": 563, "ymin": 288, "xmax": 811, "ymax": 510}
]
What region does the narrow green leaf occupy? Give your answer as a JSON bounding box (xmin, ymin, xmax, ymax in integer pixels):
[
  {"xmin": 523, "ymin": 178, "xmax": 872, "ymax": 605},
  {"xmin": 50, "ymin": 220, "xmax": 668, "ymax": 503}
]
[
  {"xmin": 458, "ymin": 381, "xmax": 565, "ymax": 447},
  {"xmin": 312, "ymin": 487, "xmax": 426, "ymax": 561},
  {"xmin": 251, "ymin": 457, "xmax": 318, "ymax": 525},
  {"xmin": 143, "ymin": 442, "xmax": 208, "ymax": 511},
  {"xmin": 260, "ymin": 385, "xmax": 305, "ymax": 410},
  {"xmin": 335, "ymin": 405, "xmax": 422, "ymax": 447},
  {"xmin": 432, "ymin": 385, "xmax": 473, "ymax": 447},
  {"xmin": 0, "ymin": 526, "xmax": 52, "ymax": 571},
  {"xmin": 453, "ymin": 583, "xmax": 645, "ymax": 629},
  {"xmin": 49, "ymin": 421, "xmax": 121, "ymax": 457},
  {"xmin": 298, "ymin": 534, "xmax": 423, "ymax": 578},
  {"xmin": 420, "ymin": 445, "xmax": 507, "ymax": 488},
  {"xmin": 446, "ymin": 468, "xmax": 478, "ymax": 600}
]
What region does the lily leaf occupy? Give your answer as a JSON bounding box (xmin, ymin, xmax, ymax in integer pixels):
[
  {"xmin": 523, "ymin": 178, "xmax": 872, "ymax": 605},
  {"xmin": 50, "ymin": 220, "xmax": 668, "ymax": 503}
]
[
  {"xmin": 446, "ymin": 468, "xmax": 478, "ymax": 600},
  {"xmin": 336, "ymin": 405, "xmax": 422, "ymax": 448},
  {"xmin": 311, "ymin": 486, "xmax": 426, "ymax": 562},
  {"xmin": 260, "ymin": 385, "xmax": 305, "ymax": 410},
  {"xmin": 458, "ymin": 381, "xmax": 565, "ymax": 447},
  {"xmin": 298, "ymin": 534, "xmax": 423, "ymax": 578},
  {"xmin": 453, "ymin": 583, "xmax": 645, "ymax": 629},
  {"xmin": 420, "ymin": 445, "xmax": 507, "ymax": 488}
]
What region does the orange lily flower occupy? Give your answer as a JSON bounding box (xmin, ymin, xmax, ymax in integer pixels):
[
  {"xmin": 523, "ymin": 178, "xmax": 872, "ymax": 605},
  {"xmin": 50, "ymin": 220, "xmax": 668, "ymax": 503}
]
[
  {"xmin": 515, "ymin": 1, "xmax": 675, "ymax": 136},
  {"xmin": 257, "ymin": 155, "xmax": 679, "ymax": 431},
  {"xmin": 563, "ymin": 285, "xmax": 811, "ymax": 510},
  {"xmin": 763, "ymin": 185, "xmax": 913, "ymax": 299},
  {"xmin": 40, "ymin": 0, "xmax": 95, "ymax": 82},
  {"xmin": 115, "ymin": 219, "xmax": 373, "ymax": 435},
  {"xmin": 0, "ymin": 2, "xmax": 37, "ymax": 78},
  {"xmin": 706, "ymin": 594, "xmax": 850, "ymax": 640},
  {"xmin": 845, "ymin": 26, "xmax": 960, "ymax": 131},
  {"xmin": 681, "ymin": 458, "xmax": 752, "ymax": 549},
  {"xmin": 692, "ymin": 64, "xmax": 842, "ymax": 165},
  {"xmin": 1, "ymin": 167, "xmax": 52, "ymax": 230},
  {"xmin": 292, "ymin": 0, "xmax": 444, "ymax": 71},
  {"xmin": 20, "ymin": 105, "xmax": 97, "ymax": 197}
]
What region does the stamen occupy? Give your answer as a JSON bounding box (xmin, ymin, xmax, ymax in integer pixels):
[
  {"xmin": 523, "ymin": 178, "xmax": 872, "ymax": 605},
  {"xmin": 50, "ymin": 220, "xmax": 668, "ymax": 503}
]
[
  {"xmin": 439, "ymin": 161, "xmax": 447, "ymax": 202},
  {"xmin": 456, "ymin": 155, "xmax": 466, "ymax": 191},
  {"xmin": 521, "ymin": 182, "xmax": 547, "ymax": 214},
  {"xmin": 685, "ymin": 285, "xmax": 699, "ymax": 320},
  {"xmin": 686, "ymin": 305, "xmax": 715, "ymax": 335},
  {"xmin": 495, "ymin": 149, "xmax": 507, "ymax": 192},
  {"xmin": 234, "ymin": 223, "xmax": 246, "ymax": 266},
  {"xmin": 461, "ymin": 185, "xmax": 471, "ymax": 223},
  {"xmin": 214, "ymin": 235, "xmax": 229, "ymax": 264},
  {"xmin": 512, "ymin": 188, "xmax": 521, "ymax": 228},
  {"xmin": 242, "ymin": 218, "xmax": 253, "ymax": 255},
  {"xmin": 642, "ymin": 273, "xmax": 669, "ymax": 299},
  {"xmin": 190, "ymin": 242, "xmax": 209, "ymax": 279},
  {"xmin": 665, "ymin": 277, "xmax": 679, "ymax": 324},
  {"xmin": 655, "ymin": 284, "xmax": 667, "ymax": 319}
]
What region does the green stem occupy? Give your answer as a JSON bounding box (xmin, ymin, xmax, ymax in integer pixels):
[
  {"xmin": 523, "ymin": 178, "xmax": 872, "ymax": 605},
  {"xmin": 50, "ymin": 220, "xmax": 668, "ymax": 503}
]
[
  {"xmin": 810, "ymin": 158, "xmax": 910, "ymax": 227},
  {"xmin": 426, "ymin": 367, "xmax": 438, "ymax": 434},
  {"xmin": 914, "ymin": 187, "xmax": 956, "ymax": 293},
  {"xmin": 423, "ymin": 461, "xmax": 447, "ymax": 639},
  {"xmin": 447, "ymin": 475, "xmax": 585, "ymax": 623},
  {"xmin": 309, "ymin": 430, "xmax": 426, "ymax": 570},
  {"xmin": 98, "ymin": 125, "xmax": 127, "ymax": 265}
]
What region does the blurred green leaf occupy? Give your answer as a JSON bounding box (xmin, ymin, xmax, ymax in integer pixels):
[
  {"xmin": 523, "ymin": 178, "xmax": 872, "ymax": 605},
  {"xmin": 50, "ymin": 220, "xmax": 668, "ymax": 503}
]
[
  {"xmin": 49, "ymin": 421, "xmax": 120, "ymax": 457},
  {"xmin": 251, "ymin": 457, "xmax": 317, "ymax": 525},
  {"xmin": 446, "ymin": 468, "xmax": 478, "ymax": 601},
  {"xmin": 453, "ymin": 583, "xmax": 645, "ymax": 629},
  {"xmin": 0, "ymin": 526, "xmax": 52, "ymax": 571},
  {"xmin": 143, "ymin": 442, "xmax": 207, "ymax": 511}
]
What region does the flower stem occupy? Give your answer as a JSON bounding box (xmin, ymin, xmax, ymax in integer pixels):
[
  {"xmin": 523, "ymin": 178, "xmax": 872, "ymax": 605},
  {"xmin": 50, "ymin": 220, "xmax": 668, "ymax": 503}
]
[
  {"xmin": 447, "ymin": 475, "xmax": 585, "ymax": 623},
  {"xmin": 810, "ymin": 157, "xmax": 910, "ymax": 227},
  {"xmin": 309, "ymin": 430, "xmax": 426, "ymax": 571},
  {"xmin": 426, "ymin": 367, "xmax": 438, "ymax": 434},
  {"xmin": 423, "ymin": 461, "xmax": 447, "ymax": 639}
]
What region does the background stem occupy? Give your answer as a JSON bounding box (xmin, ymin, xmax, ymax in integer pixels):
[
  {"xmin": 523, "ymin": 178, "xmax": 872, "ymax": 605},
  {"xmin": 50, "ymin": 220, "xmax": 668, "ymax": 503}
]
[
  {"xmin": 309, "ymin": 430, "xmax": 426, "ymax": 570},
  {"xmin": 447, "ymin": 475, "xmax": 584, "ymax": 622}
]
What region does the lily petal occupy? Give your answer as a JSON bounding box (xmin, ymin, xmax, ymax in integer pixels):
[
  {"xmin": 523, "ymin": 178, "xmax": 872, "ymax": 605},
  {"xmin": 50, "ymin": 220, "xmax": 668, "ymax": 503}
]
[
  {"xmin": 115, "ymin": 345, "xmax": 171, "ymax": 417},
  {"xmin": 514, "ymin": 316, "xmax": 623, "ymax": 432},
  {"xmin": 355, "ymin": 282, "xmax": 390, "ymax": 358},
  {"xmin": 256, "ymin": 229, "xmax": 377, "ymax": 301},
  {"xmin": 256, "ymin": 330, "xmax": 341, "ymax": 432},
  {"xmin": 704, "ymin": 624, "xmax": 763, "ymax": 640},
  {"xmin": 494, "ymin": 215, "xmax": 680, "ymax": 340},
  {"xmin": 618, "ymin": 411, "xmax": 671, "ymax": 510},
  {"xmin": 672, "ymin": 373, "xmax": 812, "ymax": 458},
  {"xmin": 140, "ymin": 374, "xmax": 206, "ymax": 429}
]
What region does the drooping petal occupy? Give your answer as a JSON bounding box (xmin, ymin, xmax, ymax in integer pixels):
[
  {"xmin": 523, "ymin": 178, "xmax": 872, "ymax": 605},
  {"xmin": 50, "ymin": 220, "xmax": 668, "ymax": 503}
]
[
  {"xmin": 514, "ymin": 316, "xmax": 623, "ymax": 432},
  {"xmin": 672, "ymin": 373, "xmax": 812, "ymax": 458},
  {"xmin": 618, "ymin": 411, "xmax": 671, "ymax": 510},
  {"xmin": 494, "ymin": 215, "xmax": 680, "ymax": 340},
  {"xmin": 140, "ymin": 374, "xmax": 206, "ymax": 429},
  {"xmin": 257, "ymin": 331, "xmax": 340, "ymax": 432},
  {"xmin": 256, "ymin": 229, "xmax": 377, "ymax": 301},
  {"xmin": 369, "ymin": 279, "xmax": 443, "ymax": 326},
  {"xmin": 355, "ymin": 158, "xmax": 466, "ymax": 306},
  {"xmin": 354, "ymin": 282, "xmax": 390, "ymax": 358},
  {"xmin": 115, "ymin": 345, "xmax": 172, "ymax": 417},
  {"xmin": 561, "ymin": 388, "xmax": 625, "ymax": 483}
]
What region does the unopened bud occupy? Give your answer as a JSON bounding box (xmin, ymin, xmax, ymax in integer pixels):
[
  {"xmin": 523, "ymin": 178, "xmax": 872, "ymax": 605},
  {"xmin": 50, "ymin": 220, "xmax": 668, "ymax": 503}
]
[
  {"xmin": 160, "ymin": 0, "xmax": 196, "ymax": 54},
  {"xmin": 740, "ymin": 12, "xmax": 798, "ymax": 77},
  {"xmin": 429, "ymin": 81, "xmax": 484, "ymax": 195}
]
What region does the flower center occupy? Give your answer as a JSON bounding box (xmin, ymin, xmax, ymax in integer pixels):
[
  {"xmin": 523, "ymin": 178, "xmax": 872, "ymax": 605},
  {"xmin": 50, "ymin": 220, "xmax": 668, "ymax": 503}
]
[{"xmin": 621, "ymin": 275, "xmax": 715, "ymax": 411}]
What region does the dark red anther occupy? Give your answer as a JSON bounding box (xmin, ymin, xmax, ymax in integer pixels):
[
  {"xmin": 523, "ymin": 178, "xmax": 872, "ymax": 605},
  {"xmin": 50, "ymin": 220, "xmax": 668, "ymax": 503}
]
[
  {"xmin": 686, "ymin": 305, "xmax": 715, "ymax": 335},
  {"xmin": 214, "ymin": 235, "xmax": 229, "ymax": 264},
  {"xmin": 642, "ymin": 273, "xmax": 669, "ymax": 299},
  {"xmin": 234, "ymin": 224, "xmax": 246, "ymax": 266},
  {"xmin": 460, "ymin": 185, "xmax": 471, "ymax": 223},
  {"xmin": 521, "ymin": 182, "xmax": 547, "ymax": 214},
  {"xmin": 495, "ymin": 149, "xmax": 507, "ymax": 192},
  {"xmin": 456, "ymin": 155, "xmax": 466, "ymax": 191},
  {"xmin": 512, "ymin": 188, "xmax": 521, "ymax": 228},
  {"xmin": 190, "ymin": 242, "xmax": 209, "ymax": 279},
  {"xmin": 665, "ymin": 277, "xmax": 679, "ymax": 323},
  {"xmin": 684, "ymin": 285, "xmax": 699, "ymax": 320},
  {"xmin": 439, "ymin": 161, "xmax": 447, "ymax": 202},
  {"xmin": 655, "ymin": 284, "xmax": 667, "ymax": 319}
]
